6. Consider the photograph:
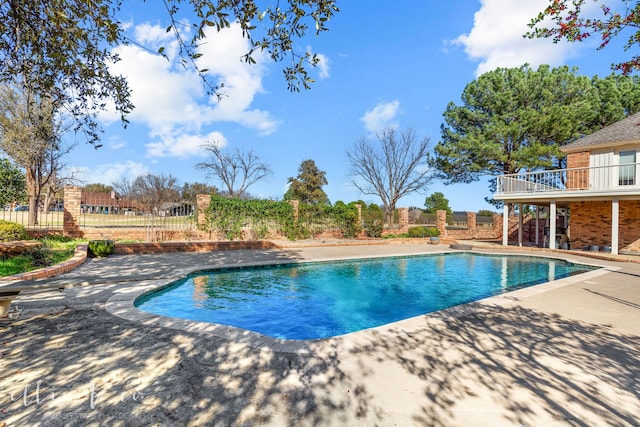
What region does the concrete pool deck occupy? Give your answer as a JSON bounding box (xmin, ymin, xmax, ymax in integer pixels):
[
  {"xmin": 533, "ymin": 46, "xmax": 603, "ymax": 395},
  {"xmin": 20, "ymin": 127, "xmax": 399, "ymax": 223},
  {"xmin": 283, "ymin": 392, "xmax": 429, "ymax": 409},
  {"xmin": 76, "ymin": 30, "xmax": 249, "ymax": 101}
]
[{"xmin": 1, "ymin": 242, "xmax": 639, "ymax": 426}]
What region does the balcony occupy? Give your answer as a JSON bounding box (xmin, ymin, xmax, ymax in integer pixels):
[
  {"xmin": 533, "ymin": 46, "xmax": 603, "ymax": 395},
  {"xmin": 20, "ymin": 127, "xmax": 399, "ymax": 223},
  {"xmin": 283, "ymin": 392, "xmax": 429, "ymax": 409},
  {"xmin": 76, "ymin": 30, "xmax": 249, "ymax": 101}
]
[{"xmin": 495, "ymin": 162, "xmax": 640, "ymax": 202}]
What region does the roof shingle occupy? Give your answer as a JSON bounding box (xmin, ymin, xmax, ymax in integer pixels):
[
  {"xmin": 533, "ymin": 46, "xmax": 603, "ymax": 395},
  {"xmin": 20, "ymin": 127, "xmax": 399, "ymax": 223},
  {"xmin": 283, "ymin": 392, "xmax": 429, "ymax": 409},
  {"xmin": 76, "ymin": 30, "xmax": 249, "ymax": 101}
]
[{"xmin": 562, "ymin": 112, "xmax": 640, "ymax": 153}]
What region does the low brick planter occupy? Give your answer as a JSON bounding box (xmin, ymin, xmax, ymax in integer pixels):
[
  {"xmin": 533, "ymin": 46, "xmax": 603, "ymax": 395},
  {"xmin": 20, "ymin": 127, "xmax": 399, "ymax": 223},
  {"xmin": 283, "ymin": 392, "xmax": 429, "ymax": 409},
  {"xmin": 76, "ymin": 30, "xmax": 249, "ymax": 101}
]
[
  {"xmin": 0, "ymin": 241, "xmax": 43, "ymax": 257},
  {"xmin": 0, "ymin": 244, "xmax": 88, "ymax": 283}
]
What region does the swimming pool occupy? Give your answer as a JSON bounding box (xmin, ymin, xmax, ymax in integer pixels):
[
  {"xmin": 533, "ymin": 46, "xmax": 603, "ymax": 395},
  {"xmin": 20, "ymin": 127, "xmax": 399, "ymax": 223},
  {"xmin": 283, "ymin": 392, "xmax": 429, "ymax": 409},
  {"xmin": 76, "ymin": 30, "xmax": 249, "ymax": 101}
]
[{"xmin": 135, "ymin": 253, "xmax": 597, "ymax": 340}]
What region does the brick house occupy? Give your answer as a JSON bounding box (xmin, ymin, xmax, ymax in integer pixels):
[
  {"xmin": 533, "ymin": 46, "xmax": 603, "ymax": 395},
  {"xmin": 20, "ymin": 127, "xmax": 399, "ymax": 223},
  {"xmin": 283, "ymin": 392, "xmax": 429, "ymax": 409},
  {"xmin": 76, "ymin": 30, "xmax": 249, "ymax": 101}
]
[
  {"xmin": 494, "ymin": 112, "xmax": 640, "ymax": 255},
  {"xmin": 81, "ymin": 191, "xmax": 138, "ymax": 215}
]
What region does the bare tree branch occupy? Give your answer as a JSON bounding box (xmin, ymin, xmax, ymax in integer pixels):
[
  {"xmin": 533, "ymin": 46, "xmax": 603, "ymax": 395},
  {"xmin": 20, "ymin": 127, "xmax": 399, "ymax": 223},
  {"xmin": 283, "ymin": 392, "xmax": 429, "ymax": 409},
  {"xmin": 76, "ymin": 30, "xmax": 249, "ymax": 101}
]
[
  {"xmin": 347, "ymin": 128, "xmax": 434, "ymax": 228},
  {"xmin": 196, "ymin": 141, "xmax": 271, "ymax": 198}
]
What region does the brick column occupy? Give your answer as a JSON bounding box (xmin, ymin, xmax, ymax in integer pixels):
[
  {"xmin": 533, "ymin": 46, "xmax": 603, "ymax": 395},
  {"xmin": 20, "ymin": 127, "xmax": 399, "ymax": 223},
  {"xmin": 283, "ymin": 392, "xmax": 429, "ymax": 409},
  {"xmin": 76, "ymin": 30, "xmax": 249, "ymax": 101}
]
[
  {"xmin": 354, "ymin": 203, "xmax": 364, "ymax": 237},
  {"xmin": 63, "ymin": 186, "xmax": 82, "ymax": 237},
  {"xmin": 196, "ymin": 194, "xmax": 212, "ymax": 228},
  {"xmin": 287, "ymin": 200, "xmax": 300, "ymax": 223},
  {"xmin": 436, "ymin": 210, "xmax": 447, "ymax": 238},
  {"xmin": 467, "ymin": 211, "xmax": 477, "ymax": 239},
  {"xmin": 398, "ymin": 207, "xmax": 409, "ymax": 233}
]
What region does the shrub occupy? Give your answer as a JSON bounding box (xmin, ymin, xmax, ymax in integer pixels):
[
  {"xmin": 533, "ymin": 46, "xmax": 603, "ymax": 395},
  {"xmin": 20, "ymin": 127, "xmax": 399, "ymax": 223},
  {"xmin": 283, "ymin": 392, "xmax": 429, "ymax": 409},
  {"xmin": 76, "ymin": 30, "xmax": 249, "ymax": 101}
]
[
  {"xmin": 88, "ymin": 240, "xmax": 115, "ymax": 257},
  {"xmin": 26, "ymin": 245, "xmax": 52, "ymax": 267},
  {"xmin": 332, "ymin": 202, "xmax": 361, "ymax": 238},
  {"xmin": 41, "ymin": 234, "xmax": 73, "ymax": 243},
  {"xmin": 0, "ymin": 220, "xmax": 28, "ymax": 242},
  {"xmin": 362, "ymin": 203, "xmax": 384, "ymax": 238},
  {"xmin": 408, "ymin": 226, "xmax": 440, "ymax": 238},
  {"xmin": 205, "ymin": 196, "xmax": 297, "ymax": 240}
]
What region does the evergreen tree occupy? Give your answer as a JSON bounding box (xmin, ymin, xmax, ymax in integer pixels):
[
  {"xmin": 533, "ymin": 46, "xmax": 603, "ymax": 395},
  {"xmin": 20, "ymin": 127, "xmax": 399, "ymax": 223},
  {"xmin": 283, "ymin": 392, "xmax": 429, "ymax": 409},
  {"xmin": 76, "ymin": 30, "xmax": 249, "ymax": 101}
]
[
  {"xmin": 431, "ymin": 64, "xmax": 640, "ymax": 207},
  {"xmin": 424, "ymin": 192, "xmax": 452, "ymax": 215},
  {"xmin": 284, "ymin": 159, "xmax": 330, "ymax": 205},
  {"xmin": 0, "ymin": 158, "xmax": 26, "ymax": 207}
]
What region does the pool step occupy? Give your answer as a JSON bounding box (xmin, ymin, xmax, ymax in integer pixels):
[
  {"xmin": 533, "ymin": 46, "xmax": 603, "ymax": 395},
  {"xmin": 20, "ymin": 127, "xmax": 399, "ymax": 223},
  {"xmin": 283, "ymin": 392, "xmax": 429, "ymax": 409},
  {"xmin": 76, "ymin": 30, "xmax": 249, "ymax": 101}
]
[{"xmin": 450, "ymin": 244, "xmax": 473, "ymax": 250}]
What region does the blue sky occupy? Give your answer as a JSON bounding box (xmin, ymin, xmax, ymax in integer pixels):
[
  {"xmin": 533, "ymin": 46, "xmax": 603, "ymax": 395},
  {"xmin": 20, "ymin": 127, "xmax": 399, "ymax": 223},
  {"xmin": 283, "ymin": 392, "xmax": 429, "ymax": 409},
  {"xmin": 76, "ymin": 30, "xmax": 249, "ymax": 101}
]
[{"xmin": 67, "ymin": 0, "xmax": 632, "ymax": 211}]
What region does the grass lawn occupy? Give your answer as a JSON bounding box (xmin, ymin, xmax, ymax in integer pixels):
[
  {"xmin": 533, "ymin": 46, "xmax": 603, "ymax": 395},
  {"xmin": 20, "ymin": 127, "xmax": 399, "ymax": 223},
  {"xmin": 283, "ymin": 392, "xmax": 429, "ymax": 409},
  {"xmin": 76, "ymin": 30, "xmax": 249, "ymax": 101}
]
[{"xmin": 0, "ymin": 238, "xmax": 83, "ymax": 277}]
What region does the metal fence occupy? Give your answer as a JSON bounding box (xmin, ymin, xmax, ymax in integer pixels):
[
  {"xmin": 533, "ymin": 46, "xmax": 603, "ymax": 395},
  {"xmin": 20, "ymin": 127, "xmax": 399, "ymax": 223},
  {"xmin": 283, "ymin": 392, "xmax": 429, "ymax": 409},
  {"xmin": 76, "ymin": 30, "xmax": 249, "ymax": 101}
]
[
  {"xmin": 79, "ymin": 193, "xmax": 196, "ymax": 230},
  {"xmin": 0, "ymin": 207, "xmax": 64, "ymax": 230}
]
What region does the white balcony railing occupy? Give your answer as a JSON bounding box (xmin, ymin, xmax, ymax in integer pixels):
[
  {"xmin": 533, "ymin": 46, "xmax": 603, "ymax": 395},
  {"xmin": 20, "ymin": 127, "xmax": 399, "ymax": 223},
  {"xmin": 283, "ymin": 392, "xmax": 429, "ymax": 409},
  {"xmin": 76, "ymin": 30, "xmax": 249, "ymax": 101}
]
[{"xmin": 496, "ymin": 163, "xmax": 640, "ymax": 196}]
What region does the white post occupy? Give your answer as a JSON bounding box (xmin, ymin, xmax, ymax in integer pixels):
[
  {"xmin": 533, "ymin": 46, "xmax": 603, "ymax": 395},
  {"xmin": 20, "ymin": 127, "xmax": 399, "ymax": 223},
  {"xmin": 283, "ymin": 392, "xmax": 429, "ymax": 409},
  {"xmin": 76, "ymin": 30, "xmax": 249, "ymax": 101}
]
[
  {"xmin": 502, "ymin": 204, "xmax": 509, "ymax": 246},
  {"xmin": 518, "ymin": 204, "xmax": 523, "ymax": 246},
  {"xmin": 535, "ymin": 205, "xmax": 540, "ymax": 247},
  {"xmin": 549, "ymin": 201, "xmax": 557, "ymax": 250},
  {"xmin": 612, "ymin": 199, "xmax": 619, "ymax": 255}
]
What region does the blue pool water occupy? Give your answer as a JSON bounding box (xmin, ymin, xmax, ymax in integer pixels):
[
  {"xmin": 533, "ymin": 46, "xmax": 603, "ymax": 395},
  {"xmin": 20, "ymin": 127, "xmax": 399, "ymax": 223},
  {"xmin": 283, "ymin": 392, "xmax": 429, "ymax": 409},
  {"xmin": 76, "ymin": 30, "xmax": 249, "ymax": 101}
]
[{"xmin": 135, "ymin": 253, "xmax": 596, "ymax": 340}]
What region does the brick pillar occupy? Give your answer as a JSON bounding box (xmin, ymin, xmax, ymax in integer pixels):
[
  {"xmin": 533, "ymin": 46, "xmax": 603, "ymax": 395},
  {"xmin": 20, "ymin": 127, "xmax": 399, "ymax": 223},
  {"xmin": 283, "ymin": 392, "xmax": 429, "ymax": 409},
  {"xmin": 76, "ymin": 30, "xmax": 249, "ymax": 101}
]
[
  {"xmin": 467, "ymin": 211, "xmax": 477, "ymax": 239},
  {"xmin": 196, "ymin": 194, "xmax": 212, "ymax": 228},
  {"xmin": 63, "ymin": 186, "xmax": 82, "ymax": 237},
  {"xmin": 493, "ymin": 213, "xmax": 503, "ymax": 240},
  {"xmin": 354, "ymin": 203, "xmax": 364, "ymax": 237},
  {"xmin": 398, "ymin": 207, "xmax": 409, "ymax": 233},
  {"xmin": 436, "ymin": 210, "xmax": 447, "ymax": 239},
  {"xmin": 287, "ymin": 200, "xmax": 299, "ymax": 223}
]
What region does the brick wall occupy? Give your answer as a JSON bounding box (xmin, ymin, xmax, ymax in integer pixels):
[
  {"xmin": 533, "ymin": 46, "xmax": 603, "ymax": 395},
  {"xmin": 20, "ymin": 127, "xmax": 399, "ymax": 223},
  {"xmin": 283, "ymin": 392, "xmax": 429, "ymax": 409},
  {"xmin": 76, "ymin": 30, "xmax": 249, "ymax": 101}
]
[
  {"xmin": 79, "ymin": 227, "xmax": 206, "ymax": 241},
  {"xmin": 566, "ymin": 151, "xmax": 590, "ymax": 190},
  {"xmin": 566, "ymin": 151, "xmax": 589, "ymax": 168},
  {"xmin": 569, "ymin": 200, "xmax": 640, "ymax": 252},
  {"xmin": 113, "ymin": 240, "xmax": 278, "ymax": 255}
]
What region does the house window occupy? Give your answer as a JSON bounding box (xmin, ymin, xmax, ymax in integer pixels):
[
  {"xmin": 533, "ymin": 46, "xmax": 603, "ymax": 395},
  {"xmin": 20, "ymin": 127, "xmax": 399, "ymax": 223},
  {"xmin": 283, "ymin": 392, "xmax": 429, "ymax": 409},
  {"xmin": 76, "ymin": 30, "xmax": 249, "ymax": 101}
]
[{"xmin": 619, "ymin": 151, "xmax": 636, "ymax": 186}]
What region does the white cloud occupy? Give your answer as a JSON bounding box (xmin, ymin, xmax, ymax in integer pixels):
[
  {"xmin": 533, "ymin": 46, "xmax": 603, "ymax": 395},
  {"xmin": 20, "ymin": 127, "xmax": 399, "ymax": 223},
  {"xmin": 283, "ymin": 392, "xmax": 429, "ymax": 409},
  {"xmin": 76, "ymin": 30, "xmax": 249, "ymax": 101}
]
[
  {"xmin": 307, "ymin": 46, "xmax": 330, "ymax": 79},
  {"xmin": 146, "ymin": 130, "xmax": 227, "ymax": 158},
  {"xmin": 454, "ymin": 0, "xmax": 576, "ymax": 75},
  {"xmin": 316, "ymin": 53, "xmax": 330, "ymax": 79},
  {"xmin": 74, "ymin": 161, "xmax": 150, "ymax": 185},
  {"xmin": 102, "ymin": 21, "xmax": 279, "ymax": 159},
  {"xmin": 360, "ymin": 100, "xmax": 400, "ymax": 133},
  {"xmin": 105, "ymin": 135, "xmax": 126, "ymax": 150},
  {"xmin": 195, "ymin": 23, "xmax": 279, "ymax": 134}
]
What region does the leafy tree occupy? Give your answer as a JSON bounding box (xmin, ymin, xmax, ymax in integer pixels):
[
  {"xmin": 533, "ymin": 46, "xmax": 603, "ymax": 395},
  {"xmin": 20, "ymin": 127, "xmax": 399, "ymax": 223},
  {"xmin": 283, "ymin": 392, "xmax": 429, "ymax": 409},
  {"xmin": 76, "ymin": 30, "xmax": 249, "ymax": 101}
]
[
  {"xmin": 347, "ymin": 128, "xmax": 434, "ymax": 228},
  {"xmin": 196, "ymin": 142, "xmax": 271, "ymax": 198},
  {"xmin": 477, "ymin": 209, "xmax": 496, "ymax": 216},
  {"xmin": 83, "ymin": 183, "xmax": 114, "ymax": 194},
  {"xmin": 284, "ymin": 159, "xmax": 330, "ymax": 204},
  {"xmin": 0, "ymin": 85, "xmax": 75, "ymax": 225},
  {"xmin": 527, "ymin": 1, "xmax": 640, "ymax": 74},
  {"xmin": 180, "ymin": 182, "xmax": 218, "ymax": 202},
  {"xmin": 0, "ymin": 1, "xmax": 339, "ymax": 146},
  {"xmin": 424, "ymin": 192, "xmax": 452, "ymax": 216},
  {"xmin": 0, "ymin": 158, "xmax": 26, "ymax": 207}
]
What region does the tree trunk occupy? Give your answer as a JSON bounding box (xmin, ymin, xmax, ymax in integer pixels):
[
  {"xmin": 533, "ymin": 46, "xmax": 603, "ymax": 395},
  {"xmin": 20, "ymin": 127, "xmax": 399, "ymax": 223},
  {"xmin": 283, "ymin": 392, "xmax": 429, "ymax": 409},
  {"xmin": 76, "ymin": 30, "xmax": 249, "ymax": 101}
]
[
  {"xmin": 25, "ymin": 171, "xmax": 40, "ymax": 226},
  {"xmin": 385, "ymin": 206, "xmax": 394, "ymax": 230}
]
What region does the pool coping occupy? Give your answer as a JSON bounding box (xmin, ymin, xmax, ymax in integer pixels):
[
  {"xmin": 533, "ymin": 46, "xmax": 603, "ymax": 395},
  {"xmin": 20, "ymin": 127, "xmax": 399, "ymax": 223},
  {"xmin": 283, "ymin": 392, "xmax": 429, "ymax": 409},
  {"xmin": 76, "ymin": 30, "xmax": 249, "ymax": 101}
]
[{"xmin": 104, "ymin": 249, "xmax": 616, "ymax": 355}]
